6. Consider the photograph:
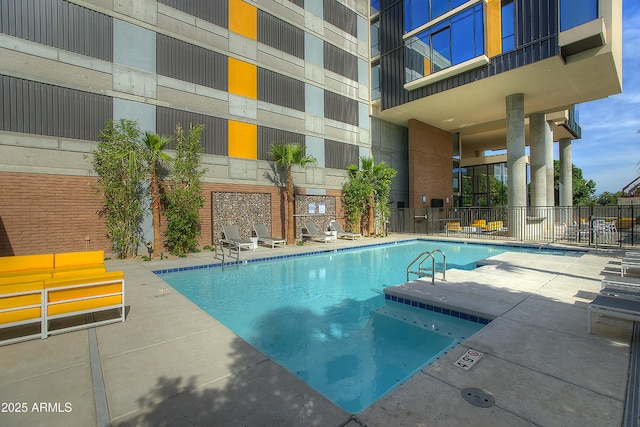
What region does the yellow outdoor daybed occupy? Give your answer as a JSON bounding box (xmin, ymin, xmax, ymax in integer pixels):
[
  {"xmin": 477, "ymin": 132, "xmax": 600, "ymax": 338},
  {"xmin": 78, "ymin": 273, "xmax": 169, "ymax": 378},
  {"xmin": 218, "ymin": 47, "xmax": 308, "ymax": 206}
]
[{"xmin": 0, "ymin": 250, "xmax": 125, "ymax": 345}]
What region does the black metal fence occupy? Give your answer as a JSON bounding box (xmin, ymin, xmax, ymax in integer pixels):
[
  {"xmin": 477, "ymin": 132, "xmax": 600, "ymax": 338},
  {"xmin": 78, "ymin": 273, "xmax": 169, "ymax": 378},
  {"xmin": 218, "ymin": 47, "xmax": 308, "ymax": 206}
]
[{"xmin": 388, "ymin": 205, "xmax": 639, "ymax": 247}]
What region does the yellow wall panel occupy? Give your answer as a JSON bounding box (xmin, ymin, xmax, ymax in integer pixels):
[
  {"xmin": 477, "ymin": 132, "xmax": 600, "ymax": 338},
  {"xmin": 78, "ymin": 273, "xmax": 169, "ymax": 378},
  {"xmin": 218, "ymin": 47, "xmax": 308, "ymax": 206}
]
[
  {"xmin": 423, "ymin": 56, "xmax": 431, "ymax": 76},
  {"xmin": 487, "ymin": 0, "xmax": 502, "ymax": 57},
  {"xmin": 228, "ymin": 121, "xmax": 257, "ymax": 160},
  {"xmin": 228, "ymin": 57, "xmax": 257, "ymax": 99},
  {"xmin": 229, "ymin": 0, "xmax": 257, "ymax": 40}
]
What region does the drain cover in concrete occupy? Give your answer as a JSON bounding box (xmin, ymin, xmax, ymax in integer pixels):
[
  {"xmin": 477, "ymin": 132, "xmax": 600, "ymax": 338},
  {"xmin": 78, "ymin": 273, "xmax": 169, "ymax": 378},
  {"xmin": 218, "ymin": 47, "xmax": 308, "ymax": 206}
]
[{"xmin": 461, "ymin": 388, "xmax": 495, "ymax": 408}]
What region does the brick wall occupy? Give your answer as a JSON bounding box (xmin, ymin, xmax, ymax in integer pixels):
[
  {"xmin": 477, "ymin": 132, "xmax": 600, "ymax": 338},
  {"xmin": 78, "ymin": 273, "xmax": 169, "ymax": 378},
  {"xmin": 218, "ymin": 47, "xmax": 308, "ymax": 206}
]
[
  {"xmin": 0, "ymin": 173, "xmax": 345, "ymax": 256},
  {"xmin": 408, "ymin": 119, "xmax": 453, "ymax": 209},
  {"xmin": 0, "ymin": 172, "xmax": 109, "ymax": 256}
]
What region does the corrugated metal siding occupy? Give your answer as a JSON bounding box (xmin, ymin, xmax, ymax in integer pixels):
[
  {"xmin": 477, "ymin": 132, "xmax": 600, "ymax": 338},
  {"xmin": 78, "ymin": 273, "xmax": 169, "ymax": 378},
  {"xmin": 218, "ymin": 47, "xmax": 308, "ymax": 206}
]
[
  {"xmin": 378, "ymin": 0, "xmax": 407, "ymax": 110},
  {"xmin": 257, "ymin": 126, "xmax": 305, "ymax": 160},
  {"xmin": 258, "ymin": 68, "xmax": 305, "ymax": 111},
  {"xmin": 158, "ymin": 0, "xmax": 228, "ymax": 28},
  {"xmin": 324, "ymin": 139, "xmax": 358, "ymax": 170},
  {"xmin": 258, "ymin": 10, "xmax": 304, "ymax": 59},
  {"xmin": 323, "ymin": 0, "xmax": 357, "ymax": 37},
  {"xmin": 325, "ymin": 91, "xmax": 359, "ymax": 126},
  {"xmin": 0, "ymin": 0, "xmax": 113, "ymax": 61},
  {"xmin": 157, "ymin": 107, "xmax": 228, "ymax": 156},
  {"xmin": 0, "ymin": 74, "xmax": 112, "ymax": 140},
  {"xmin": 157, "ymin": 34, "xmax": 227, "ymax": 91},
  {"xmin": 324, "ymin": 42, "xmax": 358, "ymax": 81}
]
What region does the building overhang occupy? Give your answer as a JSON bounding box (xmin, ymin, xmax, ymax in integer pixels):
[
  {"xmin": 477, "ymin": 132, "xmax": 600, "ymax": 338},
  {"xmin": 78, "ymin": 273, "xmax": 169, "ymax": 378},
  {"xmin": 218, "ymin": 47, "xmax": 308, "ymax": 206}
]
[
  {"xmin": 373, "ymin": 45, "xmax": 621, "ymax": 155},
  {"xmin": 559, "ymin": 18, "xmax": 606, "ymax": 58}
]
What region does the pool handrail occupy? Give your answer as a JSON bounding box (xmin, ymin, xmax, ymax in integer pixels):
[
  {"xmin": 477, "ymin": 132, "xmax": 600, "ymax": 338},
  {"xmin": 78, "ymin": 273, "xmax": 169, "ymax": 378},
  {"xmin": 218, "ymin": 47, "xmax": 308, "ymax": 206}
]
[{"xmin": 406, "ymin": 249, "xmax": 446, "ymax": 284}]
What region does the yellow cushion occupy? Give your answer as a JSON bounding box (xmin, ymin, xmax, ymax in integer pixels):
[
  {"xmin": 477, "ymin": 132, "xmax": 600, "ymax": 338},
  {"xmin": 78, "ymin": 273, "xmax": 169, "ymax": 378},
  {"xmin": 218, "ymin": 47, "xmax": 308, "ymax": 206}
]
[
  {"xmin": 0, "ymin": 272, "xmax": 52, "ymax": 285},
  {"xmin": 447, "ymin": 222, "xmax": 461, "ymax": 231},
  {"xmin": 0, "ymin": 254, "xmax": 54, "ymax": 274},
  {"xmin": 52, "ymin": 266, "xmax": 107, "ymax": 279},
  {"xmin": 0, "ymin": 293, "xmax": 42, "ymax": 311},
  {"xmin": 47, "ymin": 295, "xmax": 122, "ymax": 317},
  {"xmin": 45, "ymin": 271, "xmax": 124, "ymax": 316},
  {"xmin": 54, "ymin": 251, "xmax": 105, "ymax": 269},
  {"xmin": 0, "ymin": 281, "xmax": 44, "ymax": 295},
  {"xmin": 45, "ymin": 271, "xmax": 124, "ymax": 289},
  {"xmin": 0, "ymin": 307, "xmax": 41, "ymax": 324},
  {"xmin": 48, "ymin": 283, "xmax": 123, "ymax": 302},
  {"xmin": 471, "ymin": 220, "xmax": 486, "ymax": 227}
]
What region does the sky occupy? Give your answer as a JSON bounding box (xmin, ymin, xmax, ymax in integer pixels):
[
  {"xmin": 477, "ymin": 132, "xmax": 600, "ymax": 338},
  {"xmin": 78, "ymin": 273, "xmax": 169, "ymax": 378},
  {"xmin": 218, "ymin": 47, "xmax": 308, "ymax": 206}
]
[{"xmin": 572, "ymin": 1, "xmax": 640, "ymax": 194}]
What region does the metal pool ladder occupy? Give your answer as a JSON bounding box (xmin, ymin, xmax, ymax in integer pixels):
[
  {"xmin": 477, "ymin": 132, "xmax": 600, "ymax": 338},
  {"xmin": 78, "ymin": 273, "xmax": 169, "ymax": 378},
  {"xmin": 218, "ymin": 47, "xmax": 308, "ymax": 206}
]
[{"xmin": 406, "ymin": 249, "xmax": 446, "ymax": 284}]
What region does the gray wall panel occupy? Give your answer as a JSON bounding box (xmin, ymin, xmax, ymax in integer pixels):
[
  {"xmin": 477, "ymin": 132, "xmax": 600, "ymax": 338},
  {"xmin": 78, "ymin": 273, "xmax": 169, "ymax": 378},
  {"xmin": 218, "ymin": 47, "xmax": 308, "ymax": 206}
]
[
  {"xmin": 258, "ymin": 10, "xmax": 304, "ymax": 59},
  {"xmin": 324, "ymin": 42, "xmax": 358, "ymax": 81},
  {"xmin": 157, "ymin": 34, "xmax": 227, "ymax": 91},
  {"xmin": 325, "ymin": 91, "xmax": 358, "ymax": 126},
  {"xmin": 0, "ymin": 0, "xmax": 113, "ymax": 61},
  {"xmin": 258, "ymin": 68, "xmax": 305, "ymax": 111},
  {"xmin": 324, "ymin": 139, "xmax": 358, "ymax": 169},
  {"xmin": 157, "ymin": 107, "xmax": 228, "ymax": 156},
  {"xmin": 258, "ymin": 126, "xmax": 305, "ymax": 160},
  {"xmin": 323, "ymin": 0, "xmax": 356, "ymax": 37},
  {"xmin": 0, "ymin": 75, "xmax": 112, "ymax": 141},
  {"xmin": 158, "ymin": 0, "xmax": 228, "ymax": 28}
]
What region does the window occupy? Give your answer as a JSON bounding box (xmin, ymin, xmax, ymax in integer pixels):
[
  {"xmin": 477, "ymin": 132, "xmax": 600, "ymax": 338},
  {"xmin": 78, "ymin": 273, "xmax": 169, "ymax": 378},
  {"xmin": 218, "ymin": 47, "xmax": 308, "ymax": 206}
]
[
  {"xmin": 371, "ymin": 19, "xmax": 380, "ymax": 57},
  {"xmin": 431, "ymin": 28, "xmax": 451, "ymax": 72},
  {"xmin": 404, "ymin": 4, "xmax": 484, "ymax": 83},
  {"xmin": 404, "ymin": 0, "xmax": 471, "ymax": 33},
  {"xmin": 560, "ymin": 0, "xmax": 598, "ymax": 32},
  {"xmin": 501, "ymin": 0, "xmax": 515, "ymax": 52},
  {"xmin": 371, "ymin": 63, "xmax": 381, "ymax": 100},
  {"xmin": 371, "ymin": 0, "xmax": 380, "ymax": 14}
]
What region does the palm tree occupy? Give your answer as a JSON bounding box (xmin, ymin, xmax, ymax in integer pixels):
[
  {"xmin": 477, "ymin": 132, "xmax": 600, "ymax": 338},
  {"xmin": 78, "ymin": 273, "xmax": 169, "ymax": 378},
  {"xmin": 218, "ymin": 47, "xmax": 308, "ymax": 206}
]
[
  {"xmin": 350, "ymin": 157, "xmax": 396, "ymax": 236},
  {"xmin": 143, "ymin": 132, "xmax": 173, "ymax": 254},
  {"xmin": 269, "ymin": 143, "xmax": 317, "ymax": 244}
]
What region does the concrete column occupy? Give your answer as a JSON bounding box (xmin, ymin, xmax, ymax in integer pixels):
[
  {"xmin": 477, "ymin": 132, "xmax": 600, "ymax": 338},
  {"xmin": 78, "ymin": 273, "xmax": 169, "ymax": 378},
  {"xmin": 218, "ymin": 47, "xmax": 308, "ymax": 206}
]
[
  {"xmin": 529, "ymin": 113, "xmax": 547, "ymax": 208},
  {"xmin": 506, "ymin": 94, "xmax": 526, "ymax": 239},
  {"xmin": 506, "ymin": 94, "xmax": 527, "ymax": 207},
  {"xmin": 559, "ymin": 138, "xmax": 573, "ymax": 206},
  {"xmin": 545, "ymin": 122, "xmax": 555, "ymax": 207}
]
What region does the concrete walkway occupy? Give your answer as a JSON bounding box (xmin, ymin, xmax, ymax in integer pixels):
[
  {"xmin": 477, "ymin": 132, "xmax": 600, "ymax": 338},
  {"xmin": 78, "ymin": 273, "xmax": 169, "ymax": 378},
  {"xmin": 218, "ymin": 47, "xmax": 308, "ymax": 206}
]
[{"xmin": 0, "ymin": 236, "xmax": 633, "ymax": 426}]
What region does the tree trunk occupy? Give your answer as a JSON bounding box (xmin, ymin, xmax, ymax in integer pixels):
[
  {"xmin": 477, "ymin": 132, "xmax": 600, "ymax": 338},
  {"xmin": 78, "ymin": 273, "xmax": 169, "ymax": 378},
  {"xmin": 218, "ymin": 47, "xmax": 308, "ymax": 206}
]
[
  {"xmin": 286, "ymin": 167, "xmax": 295, "ymax": 245},
  {"xmin": 151, "ymin": 165, "xmax": 161, "ymax": 256},
  {"xmin": 368, "ymin": 193, "xmax": 375, "ymax": 236}
]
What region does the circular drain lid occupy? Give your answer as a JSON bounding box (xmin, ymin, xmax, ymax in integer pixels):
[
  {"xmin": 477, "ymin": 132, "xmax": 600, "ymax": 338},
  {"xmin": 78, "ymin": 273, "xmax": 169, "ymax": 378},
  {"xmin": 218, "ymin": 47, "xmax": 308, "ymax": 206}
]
[{"xmin": 461, "ymin": 388, "xmax": 495, "ymax": 408}]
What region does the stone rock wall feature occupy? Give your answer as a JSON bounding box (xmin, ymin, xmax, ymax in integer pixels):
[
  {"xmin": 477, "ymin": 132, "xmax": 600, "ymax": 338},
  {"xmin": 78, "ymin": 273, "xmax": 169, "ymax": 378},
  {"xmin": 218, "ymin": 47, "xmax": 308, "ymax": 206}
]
[
  {"xmin": 212, "ymin": 192, "xmax": 272, "ymax": 240},
  {"xmin": 295, "ymin": 195, "xmax": 336, "ymax": 238}
]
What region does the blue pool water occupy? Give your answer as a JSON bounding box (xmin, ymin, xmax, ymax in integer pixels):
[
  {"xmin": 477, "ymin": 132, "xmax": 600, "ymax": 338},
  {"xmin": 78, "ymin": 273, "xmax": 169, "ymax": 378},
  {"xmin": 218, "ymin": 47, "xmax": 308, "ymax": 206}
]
[{"xmin": 157, "ymin": 240, "xmax": 579, "ymax": 413}]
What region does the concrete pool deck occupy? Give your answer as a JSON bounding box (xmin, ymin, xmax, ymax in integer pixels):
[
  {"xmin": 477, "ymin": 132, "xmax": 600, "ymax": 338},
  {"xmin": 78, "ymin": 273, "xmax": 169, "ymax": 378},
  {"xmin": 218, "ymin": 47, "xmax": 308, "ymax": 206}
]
[{"xmin": 0, "ymin": 235, "xmax": 634, "ymax": 426}]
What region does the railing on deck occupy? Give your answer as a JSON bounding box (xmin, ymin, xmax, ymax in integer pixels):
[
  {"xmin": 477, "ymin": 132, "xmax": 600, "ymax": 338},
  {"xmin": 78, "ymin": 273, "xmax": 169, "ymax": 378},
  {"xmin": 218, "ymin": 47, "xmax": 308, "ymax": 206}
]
[{"xmin": 387, "ymin": 205, "xmax": 638, "ymax": 247}]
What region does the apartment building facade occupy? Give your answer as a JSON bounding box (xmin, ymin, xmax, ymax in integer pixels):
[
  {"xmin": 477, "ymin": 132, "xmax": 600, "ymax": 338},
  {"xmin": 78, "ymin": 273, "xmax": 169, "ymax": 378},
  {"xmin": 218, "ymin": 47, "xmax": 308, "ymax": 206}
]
[
  {"xmin": 0, "ymin": 0, "xmax": 624, "ymax": 256},
  {"xmin": 0, "ymin": 0, "xmax": 378, "ymax": 255}
]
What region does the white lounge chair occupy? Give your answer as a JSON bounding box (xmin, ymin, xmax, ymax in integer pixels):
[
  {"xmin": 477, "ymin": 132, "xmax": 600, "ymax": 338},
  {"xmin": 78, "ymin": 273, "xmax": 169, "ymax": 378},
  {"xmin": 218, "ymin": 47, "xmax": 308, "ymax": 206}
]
[
  {"xmin": 621, "ymin": 258, "xmax": 640, "ymax": 277},
  {"xmin": 253, "ymin": 223, "xmax": 286, "ymax": 248},
  {"xmin": 588, "ymin": 294, "xmax": 640, "ymax": 333},
  {"xmin": 302, "ymin": 222, "xmax": 330, "ymax": 243},
  {"xmin": 222, "ymin": 225, "xmax": 254, "ymax": 253},
  {"xmin": 329, "ymin": 220, "xmax": 362, "ymax": 240}
]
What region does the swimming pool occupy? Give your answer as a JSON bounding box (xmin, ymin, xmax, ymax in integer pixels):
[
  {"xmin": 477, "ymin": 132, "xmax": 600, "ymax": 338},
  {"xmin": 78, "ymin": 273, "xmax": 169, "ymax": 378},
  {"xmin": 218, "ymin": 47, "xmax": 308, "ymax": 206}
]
[{"xmin": 157, "ymin": 240, "xmax": 578, "ymax": 413}]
